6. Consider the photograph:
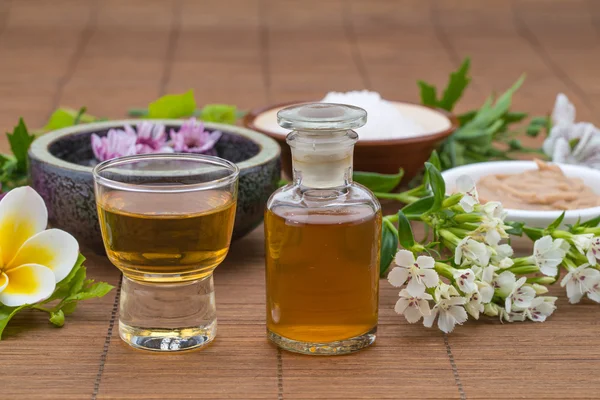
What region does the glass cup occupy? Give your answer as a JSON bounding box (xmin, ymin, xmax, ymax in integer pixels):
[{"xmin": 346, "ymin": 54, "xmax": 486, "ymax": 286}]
[{"xmin": 93, "ymin": 154, "xmax": 239, "ymax": 352}]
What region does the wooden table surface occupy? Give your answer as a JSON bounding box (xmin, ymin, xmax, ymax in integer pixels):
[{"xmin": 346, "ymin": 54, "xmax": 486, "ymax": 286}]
[{"xmin": 2, "ymin": 0, "xmax": 600, "ymax": 399}]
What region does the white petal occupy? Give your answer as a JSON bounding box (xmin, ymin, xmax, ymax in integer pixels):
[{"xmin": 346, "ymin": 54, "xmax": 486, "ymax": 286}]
[
  {"xmin": 418, "ymin": 298, "xmax": 432, "ymax": 315},
  {"xmin": 534, "ymin": 235, "xmax": 553, "ymax": 253},
  {"xmin": 438, "ymin": 310, "xmax": 458, "ymax": 333},
  {"xmin": 496, "ymin": 244, "xmax": 514, "ymax": 258},
  {"xmin": 539, "ymin": 263, "xmax": 558, "ymax": 277},
  {"xmin": 495, "ymin": 271, "xmax": 517, "ymax": 296},
  {"xmin": 394, "ymin": 298, "xmax": 410, "ymax": 315},
  {"xmin": 485, "ymin": 229, "xmax": 501, "ymax": 246},
  {"xmin": 403, "ymin": 305, "xmax": 423, "ymax": 323},
  {"xmin": 0, "ymin": 264, "xmax": 55, "ymax": 307},
  {"xmin": 406, "ymin": 278, "xmax": 426, "ymax": 297},
  {"xmin": 459, "ymin": 197, "xmax": 476, "ymax": 213},
  {"xmin": 456, "ymin": 175, "xmax": 475, "ymax": 193},
  {"xmin": 448, "ymin": 305, "xmax": 468, "ymax": 324},
  {"xmin": 0, "ymin": 187, "xmax": 48, "ymax": 266},
  {"xmin": 422, "ymin": 308, "xmax": 438, "ymax": 328},
  {"xmin": 482, "ymin": 266, "xmax": 495, "ymax": 283},
  {"xmin": 394, "ymin": 250, "xmax": 415, "ymax": 268},
  {"xmin": 416, "ymin": 255, "xmax": 435, "ymax": 269},
  {"xmin": 420, "ymin": 269, "xmax": 439, "ymax": 288},
  {"xmin": 478, "ymin": 283, "xmax": 494, "ymax": 303},
  {"xmin": 388, "ymin": 267, "xmax": 409, "ymax": 287},
  {"xmin": 566, "ymin": 279, "xmax": 584, "ymax": 304},
  {"xmin": 587, "ymin": 249, "xmax": 597, "ymax": 266},
  {"xmin": 552, "ymin": 93, "xmax": 576, "ymax": 125},
  {"xmin": 7, "ymin": 229, "xmax": 79, "ymax": 283}
]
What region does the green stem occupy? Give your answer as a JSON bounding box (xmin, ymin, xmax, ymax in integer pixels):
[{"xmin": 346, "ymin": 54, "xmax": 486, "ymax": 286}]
[
  {"xmin": 383, "ymin": 214, "xmax": 399, "ymax": 224},
  {"xmin": 31, "ymin": 305, "xmax": 53, "ymax": 313},
  {"xmin": 373, "ymin": 192, "xmax": 420, "ymax": 204}
]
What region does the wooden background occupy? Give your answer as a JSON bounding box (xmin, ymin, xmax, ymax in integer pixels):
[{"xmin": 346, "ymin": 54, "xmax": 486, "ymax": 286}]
[{"xmin": 1, "ymin": 0, "xmax": 600, "ymax": 399}]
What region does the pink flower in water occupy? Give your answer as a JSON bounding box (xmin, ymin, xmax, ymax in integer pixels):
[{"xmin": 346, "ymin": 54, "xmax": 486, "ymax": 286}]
[
  {"xmin": 170, "ymin": 118, "xmax": 221, "ymax": 153},
  {"xmin": 125, "ymin": 122, "xmax": 173, "ymax": 155},
  {"xmin": 91, "ymin": 128, "xmax": 137, "ymax": 162}
]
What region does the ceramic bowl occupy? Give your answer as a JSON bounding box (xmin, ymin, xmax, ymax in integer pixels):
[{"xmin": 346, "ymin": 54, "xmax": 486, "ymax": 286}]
[
  {"xmin": 28, "ymin": 120, "xmax": 281, "ymax": 251},
  {"xmin": 244, "ymin": 101, "xmax": 457, "ymax": 180},
  {"xmin": 442, "ymin": 161, "xmax": 600, "ymax": 228}
]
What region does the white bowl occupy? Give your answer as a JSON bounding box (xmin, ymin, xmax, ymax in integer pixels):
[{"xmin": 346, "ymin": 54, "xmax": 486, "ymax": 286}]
[{"xmin": 441, "ymin": 161, "xmax": 600, "ymax": 228}]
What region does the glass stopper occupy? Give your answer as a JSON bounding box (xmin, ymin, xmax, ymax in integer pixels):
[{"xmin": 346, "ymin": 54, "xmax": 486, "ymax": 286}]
[{"xmin": 277, "ymin": 103, "xmax": 367, "ymax": 131}]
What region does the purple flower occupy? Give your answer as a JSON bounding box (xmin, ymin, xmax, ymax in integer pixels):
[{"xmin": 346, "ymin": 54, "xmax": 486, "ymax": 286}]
[
  {"xmin": 125, "ymin": 122, "xmax": 173, "ymax": 155},
  {"xmin": 170, "ymin": 118, "xmax": 221, "ymax": 153},
  {"xmin": 91, "ymin": 128, "xmax": 137, "ymax": 162}
]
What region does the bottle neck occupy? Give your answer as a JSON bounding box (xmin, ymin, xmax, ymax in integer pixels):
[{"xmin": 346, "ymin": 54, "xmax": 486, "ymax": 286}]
[{"xmin": 288, "ymin": 130, "xmax": 356, "ymax": 189}]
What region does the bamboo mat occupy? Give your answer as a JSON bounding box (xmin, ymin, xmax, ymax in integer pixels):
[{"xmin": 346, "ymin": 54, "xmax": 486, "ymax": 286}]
[{"xmin": 1, "ymin": 1, "xmax": 600, "ymax": 399}]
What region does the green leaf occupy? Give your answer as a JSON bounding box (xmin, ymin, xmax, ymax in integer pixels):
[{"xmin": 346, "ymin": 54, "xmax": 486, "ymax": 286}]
[
  {"xmin": 402, "ymin": 196, "xmax": 434, "ymax": 218},
  {"xmin": 580, "ymin": 215, "xmax": 600, "ymax": 228},
  {"xmin": 397, "ymin": 210, "xmax": 415, "ymax": 249},
  {"xmin": 457, "ymin": 110, "xmax": 477, "ymax": 126},
  {"xmin": 546, "ymin": 212, "xmax": 566, "ymax": 232},
  {"xmin": 61, "ymin": 302, "xmax": 78, "ymax": 315},
  {"xmin": 503, "ymin": 111, "xmax": 528, "ymax": 124},
  {"xmin": 427, "ymin": 150, "xmax": 442, "ymax": 171},
  {"xmin": 424, "ymin": 162, "xmax": 445, "ymax": 212},
  {"xmin": 523, "ymin": 226, "xmax": 544, "ymax": 241},
  {"xmin": 438, "ymin": 58, "xmax": 471, "ymax": 111},
  {"xmin": 43, "ymin": 107, "xmax": 97, "ymax": 131},
  {"xmin": 200, "ymin": 104, "xmax": 237, "ymax": 125},
  {"xmin": 0, "ymin": 304, "xmax": 28, "ymax": 339},
  {"xmin": 147, "ymin": 90, "xmax": 196, "ymax": 119},
  {"xmin": 353, "ymin": 169, "xmax": 404, "ymax": 193},
  {"xmin": 63, "ymin": 280, "xmax": 114, "ymax": 302},
  {"xmin": 380, "ymin": 221, "xmax": 399, "ymax": 277},
  {"xmin": 7, "ymin": 118, "xmax": 35, "ymax": 174},
  {"xmin": 49, "ymin": 310, "xmax": 65, "ymax": 327},
  {"xmin": 505, "ymin": 221, "xmax": 524, "ymax": 236},
  {"xmin": 417, "ymin": 81, "xmax": 438, "ymax": 107}
]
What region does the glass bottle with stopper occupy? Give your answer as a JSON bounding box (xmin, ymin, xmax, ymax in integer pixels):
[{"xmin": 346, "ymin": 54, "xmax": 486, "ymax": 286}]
[{"xmin": 264, "ymin": 103, "xmax": 382, "ymax": 355}]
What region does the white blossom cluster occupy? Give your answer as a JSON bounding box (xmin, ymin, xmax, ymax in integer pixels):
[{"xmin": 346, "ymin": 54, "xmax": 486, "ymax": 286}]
[{"xmin": 388, "ymin": 175, "xmax": 600, "ymax": 333}]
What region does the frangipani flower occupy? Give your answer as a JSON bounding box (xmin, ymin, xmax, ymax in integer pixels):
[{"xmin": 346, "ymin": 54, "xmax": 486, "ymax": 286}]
[
  {"xmin": 388, "ymin": 250, "xmax": 439, "ymax": 296},
  {"xmin": 91, "ymin": 128, "xmax": 137, "ymax": 162},
  {"xmin": 125, "ymin": 122, "xmax": 172, "ymax": 154},
  {"xmin": 170, "ymin": 118, "xmax": 222, "ymax": 153},
  {"xmin": 560, "ymin": 263, "xmax": 600, "ymax": 303},
  {"xmin": 454, "ymin": 237, "xmax": 490, "ymax": 267},
  {"xmin": 456, "ymin": 175, "xmax": 479, "ymax": 212},
  {"xmin": 394, "ymin": 289, "xmax": 432, "ymax": 323},
  {"xmin": 532, "ymin": 235, "xmax": 569, "ymax": 276},
  {"xmin": 0, "ymin": 187, "xmax": 79, "ymax": 306}
]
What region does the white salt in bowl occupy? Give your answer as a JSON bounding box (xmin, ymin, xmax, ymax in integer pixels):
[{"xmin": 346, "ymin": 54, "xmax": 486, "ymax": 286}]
[
  {"xmin": 244, "ymin": 100, "xmax": 458, "ymax": 181},
  {"xmin": 442, "ymin": 161, "xmax": 600, "ymax": 228}
]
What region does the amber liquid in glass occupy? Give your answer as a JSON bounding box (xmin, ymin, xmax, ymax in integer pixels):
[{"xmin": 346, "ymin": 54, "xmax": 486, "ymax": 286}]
[
  {"xmin": 97, "ymin": 190, "xmax": 236, "ymax": 283},
  {"xmin": 265, "ymin": 205, "xmax": 381, "ymax": 343}
]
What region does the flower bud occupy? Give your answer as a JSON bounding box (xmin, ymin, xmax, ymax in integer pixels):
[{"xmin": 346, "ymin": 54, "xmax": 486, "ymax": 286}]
[
  {"xmin": 532, "ymin": 283, "xmax": 549, "ymax": 295},
  {"xmin": 483, "ymin": 303, "xmax": 500, "ymax": 317}
]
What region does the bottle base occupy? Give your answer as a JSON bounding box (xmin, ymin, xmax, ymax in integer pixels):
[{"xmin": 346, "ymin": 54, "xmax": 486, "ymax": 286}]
[
  {"xmin": 268, "ymin": 327, "xmax": 376, "ymax": 355},
  {"xmin": 119, "ymin": 320, "xmax": 217, "ymax": 352}
]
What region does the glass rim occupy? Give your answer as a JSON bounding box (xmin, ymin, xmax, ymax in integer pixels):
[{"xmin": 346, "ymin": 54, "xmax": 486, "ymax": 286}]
[{"xmin": 92, "ymin": 153, "xmax": 240, "ymax": 193}]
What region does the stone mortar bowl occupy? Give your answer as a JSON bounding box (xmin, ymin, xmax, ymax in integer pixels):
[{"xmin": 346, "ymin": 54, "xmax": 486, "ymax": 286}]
[{"xmin": 28, "ymin": 120, "xmax": 281, "ymax": 252}]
